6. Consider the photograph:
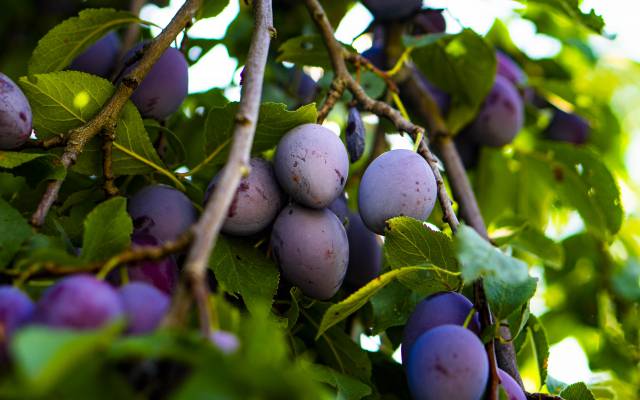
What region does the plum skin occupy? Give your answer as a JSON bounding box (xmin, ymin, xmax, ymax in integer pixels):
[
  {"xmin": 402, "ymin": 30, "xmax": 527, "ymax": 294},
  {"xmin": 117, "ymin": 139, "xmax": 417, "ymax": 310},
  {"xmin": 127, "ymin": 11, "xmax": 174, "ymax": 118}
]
[
  {"xmin": 406, "ymin": 324, "xmax": 489, "ymax": 400},
  {"xmin": 127, "ymin": 233, "xmax": 179, "ymax": 294},
  {"xmin": 401, "ymin": 291, "xmax": 481, "ymax": 363},
  {"xmin": 328, "ymin": 193, "xmax": 349, "ymax": 227},
  {"xmin": 128, "ymin": 184, "xmax": 197, "ymax": 243},
  {"xmin": 0, "ymin": 73, "xmax": 32, "ymax": 150},
  {"xmin": 119, "ymin": 282, "xmax": 170, "ymax": 334},
  {"xmin": 466, "ymin": 74, "xmax": 524, "ymax": 147},
  {"xmin": 498, "ymin": 368, "xmax": 526, "ymax": 400},
  {"xmin": 274, "ymin": 123, "xmax": 349, "ymax": 209},
  {"xmin": 122, "ymin": 44, "xmax": 189, "ymax": 120},
  {"xmin": 205, "ymin": 158, "xmax": 285, "ymax": 236},
  {"xmin": 270, "ymin": 204, "xmax": 349, "ymax": 300},
  {"xmin": 544, "ymin": 108, "xmax": 590, "ymax": 145},
  {"xmin": 69, "ymin": 32, "xmax": 120, "ymax": 78},
  {"xmin": 0, "ymin": 286, "xmax": 34, "ymax": 345},
  {"xmin": 363, "ymin": 0, "xmax": 422, "ymax": 21},
  {"xmin": 33, "ymin": 275, "xmax": 124, "ymax": 330},
  {"xmin": 496, "ymin": 50, "xmax": 525, "ymax": 87},
  {"xmin": 358, "ymin": 149, "xmax": 437, "ymax": 234},
  {"xmin": 344, "ymin": 212, "xmax": 382, "ymax": 289}
]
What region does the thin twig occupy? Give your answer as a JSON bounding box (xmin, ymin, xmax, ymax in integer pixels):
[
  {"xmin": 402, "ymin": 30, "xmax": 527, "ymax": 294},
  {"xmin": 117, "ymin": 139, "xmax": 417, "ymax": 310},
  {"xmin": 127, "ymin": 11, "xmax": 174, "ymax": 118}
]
[
  {"xmin": 525, "ymin": 394, "xmax": 563, "ymax": 400},
  {"xmin": 30, "ymin": 0, "xmax": 203, "ymax": 227},
  {"xmin": 17, "ymin": 134, "xmax": 67, "ymax": 150},
  {"xmin": 102, "ymin": 123, "xmax": 119, "ymax": 197},
  {"xmin": 163, "ymin": 0, "xmax": 274, "ymax": 336}
]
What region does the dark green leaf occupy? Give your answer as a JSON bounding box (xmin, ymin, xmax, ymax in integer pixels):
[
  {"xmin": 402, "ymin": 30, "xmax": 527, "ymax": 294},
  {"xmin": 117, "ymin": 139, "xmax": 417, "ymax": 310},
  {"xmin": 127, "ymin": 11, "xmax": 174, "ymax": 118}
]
[
  {"xmin": 560, "ymin": 382, "xmax": 596, "ymax": 400},
  {"xmin": 277, "ymin": 35, "xmax": 333, "ymax": 69},
  {"xmin": 80, "ymin": 197, "xmax": 132, "ymax": 262},
  {"xmin": 311, "ymin": 365, "xmax": 371, "ymax": 400},
  {"xmin": 0, "ymin": 151, "xmax": 53, "ymax": 169},
  {"xmin": 516, "ymin": 0, "xmax": 605, "ymax": 34},
  {"xmin": 29, "ymin": 9, "xmax": 141, "ymax": 74},
  {"xmin": 527, "ymin": 315, "xmax": 549, "ymax": 385},
  {"xmin": 484, "ymin": 274, "xmax": 537, "ymax": 321},
  {"xmin": 0, "ymin": 197, "xmax": 32, "ymax": 269},
  {"xmin": 200, "ymin": 0, "xmax": 229, "ymax": 18},
  {"xmin": 209, "ymin": 236, "xmax": 280, "ymax": 314}
]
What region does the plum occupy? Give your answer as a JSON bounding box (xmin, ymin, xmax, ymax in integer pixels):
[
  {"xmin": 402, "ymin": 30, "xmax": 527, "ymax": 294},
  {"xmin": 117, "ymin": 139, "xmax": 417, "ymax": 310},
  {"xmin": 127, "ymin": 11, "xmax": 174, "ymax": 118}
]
[
  {"xmin": 346, "ymin": 107, "xmax": 365, "ymax": 163},
  {"xmin": 358, "ymin": 149, "xmax": 437, "ymax": 234},
  {"xmin": 270, "ymin": 204, "xmax": 348, "ymax": 300},
  {"xmin": 126, "ymin": 233, "xmax": 179, "ymax": 294},
  {"xmin": 344, "ymin": 212, "xmax": 382, "ymax": 289},
  {"xmin": 361, "ymin": 46, "xmax": 387, "ymax": 70},
  {"xmin": 328, "ymin": 193, "xmax": 350, "ymax": 227},
  {"xmin": 496, "ymin": 50, "xmax": 526, "ymax": 87},
  {"xmin": 0, "ymin": 286, "xmax": 34, "ymax": 349},
  {"xmin": 466, "ymin": 75, "xmax": 523, "ymax": 147},
  {"xmin": 498, "ymin": 368, "xmax": 526, "ymax": 400},
  {"xmin": 33, "ymin": 275, "xmax": 123, "ymax": 330},
  {"xmin": 0, "ymin": 73, "xmax": 32, "ymax": 149},
  {"xmin": 543, "ymin": 108, "xmax": 590, "ymax": 145},
  {"xmin": 363, "ymin": 0, "xmax": 422, "ymax": 21},
  {"xmin": 69, "ymin": 32, "xmax": 120, "ymax": 78},
  {"xmin": 454, "ymin": 130, "xmax": 481, "ymax": 169},
  {"xmin": 122, "ymin": 44, "xmax": 188, "ymax": 120},
  {"xmin": 119, "ymin": 282, "xmax": 169, "ymax": 334},
  {"xmin": 274, "ymin": 123, "xmax": 349, "ymax": 209},
  {"xmin": 411, "ymin": 9, "xmax": 447, "ymax": 35},
  {"xmin": 401, "ymin": 291, "xmax": 480, "ymax": 363},
  {"xmin": 406, "ymin": 324, "xmax": 489, "ymax": 400},
  {"xmin": 205, "ymin": 158, "xmax": 285, "ymax": 236},
  {"xmin": 128, "ymin": 184, "xmax": 197, "ymax": 243}
]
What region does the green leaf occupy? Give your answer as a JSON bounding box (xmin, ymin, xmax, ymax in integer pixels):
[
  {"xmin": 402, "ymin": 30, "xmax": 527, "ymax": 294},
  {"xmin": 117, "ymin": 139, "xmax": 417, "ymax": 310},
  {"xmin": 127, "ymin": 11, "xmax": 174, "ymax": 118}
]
[
  {"xmin": 81, "ymin": 197, "xmax": 132, "ymax": 262},
  {"xmin": 484, "ymin": 274, "xmax": 537, "ymax": 320},
  {"xmin": 409, "ymin": 29, "xmax": 496, "ymax": 133},
  {"xmin": 0, "ymin": 151, "xmax": 53, "ymax": 169},
  {"xmin": 277, "ymin": 35, "xmax": 333, "ymax": 69},
  {"xmin": 518, "ymin": 143, "xmax": 623, "ymax": 240},
  {"xmin": 11, "ymin": 324, "xmax": 121, "ymax": 393},
  {"xmin": 560, "ymin": 382, "xmax": 596, "ymax": 400},
  {"xmin": 455, "ymin": 224, "xmax": 529, "ymax": 284},
  {"xmin": 204, "ymin": 102, "xmax": 317, "ymax": 165},
  {"xmin": 209, "ymin": 236, "xmax": 280, "ymax": 314},
  {"xmin": 370, "ymin": 281, "xmax": 422, "ymax": 333},
  {"xmin": 316, "ymin": 266, "xmax": 461, "ymax": 338},
  {"xmin": 527, "ymin": 315, "xmax": 550, "ymax": 386},
  {"xmin": 492, "ymin": 216, "xmax": 564, "ymax": 268},
  {"xmin": 200, "ymin": 0, "xmax": 230, "ymax": 18},
  {"xmin": 383, "ymin": 216, "xmax": 459, "ymax": 270},
  {"xmin": 29, "ymin": 8, "xmax": 141, "ymax": 74},
  {"xmin": 0, "ymin": 198, "xmax": 32, "ymax": 269},
  {"xmin": 19, "ymin": 71, "xmax": 165, "ymax": 176},
  {"xmin": 311, "ymin": 365, "xmax": 372, "ymax": 400},
  {"xmin": 517, "ymin": 0, "xmax": 605, "ymax": 34}
]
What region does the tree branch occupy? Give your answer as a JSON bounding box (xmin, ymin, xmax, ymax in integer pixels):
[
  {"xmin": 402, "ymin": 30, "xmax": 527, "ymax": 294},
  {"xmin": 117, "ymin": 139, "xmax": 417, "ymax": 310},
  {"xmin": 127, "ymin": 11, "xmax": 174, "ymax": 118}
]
[
  {"xmin": 163, "ymin": 0, "xmax": 274, "ymax": 335},
  {"xmin": 30, "ymin": 0, "xmax": 203, "ymax": 227},
  {"xmin": 102, "ymin": 123, "xmax": 119, "ymax": 197}
]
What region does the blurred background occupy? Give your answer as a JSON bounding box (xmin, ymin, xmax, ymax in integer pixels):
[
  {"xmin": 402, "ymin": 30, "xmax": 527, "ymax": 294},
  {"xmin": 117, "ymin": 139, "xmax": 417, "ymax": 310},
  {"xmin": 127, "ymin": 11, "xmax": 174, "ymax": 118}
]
[{"xmin": 2, "ymin": 0, "xmax": 639, "ymax": 396}]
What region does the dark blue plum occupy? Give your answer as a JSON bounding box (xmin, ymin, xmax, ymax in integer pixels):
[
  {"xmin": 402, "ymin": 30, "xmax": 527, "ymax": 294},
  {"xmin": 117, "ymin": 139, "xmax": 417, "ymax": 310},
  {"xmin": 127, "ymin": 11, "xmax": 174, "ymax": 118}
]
[
  {"xmin": 344, "ymin": 212, "xmax": 382, "ymax": 289},
  {"xmin": 270, "ymin": 204, "xmax": 348, "ymax": 300},
  {"xmin": 358, "ymin": 149, "xmax": 437, "ymax": 234},
  {"xmin": 411, "ymin": 9, "xmax": 447, "ymax": 35},
  {"xmin": 128, "ymin": 184, "xmax": 197, "ymax": 243},
  {"xmin": 33, "ymin": 275, "xmax": 123, "ymax": 330},
  {"xmin": 498, "ymin": 368, "xmax": 526, "ymax": 400},
  {"xmin": 0, "ymin": 286, "xmax": 34, "ymax": 351},
  {"xmin": 69, "ymin": 32, "xmax": 120, "ymax": 78},
  {"xmin": 543, "ymin": 108, "xmax": 590, "ymax": 145},
  {"xmin": 346, "ymin": 107, "xmax": 366, "ymax": 163},
  {"xmin": 496, "ymin": 50, "xmax": 526, "ymax": 87},
  {"xmin": 122, "ymin": 44, "xmax": 188, "ymax": 120},
  {"xmin": 466, "ymin": 75, "xmax": 523, "ymax": 147},
  {"xmin": 119, "ymin": 282, "xmax": 169, "ymax": 334},
  {"xmin": 205, "ymin": 158, "xmax": 285, "ymax": 236},
  {"xmin": 0, "ymin": 73, "xmax": 32, "ymax": 149},
  {"xmin": 274, "ymin": 123, "xmax": 349, "ymax": 209},
  {"xmin": 454, "ymin": 130, "xmax": 481, "ymax": 169},
  {"xmin": 401, "ymin": 291, "xmax": 480, "ymax": 363},
  {"xmin": 127, "ymin": 233, "xmax": 179, "ymax": 294},
  {"xmin": 328, "ymin": 193, "xmax": 350, "ymax": 227},
  {"xmin": 406, "ymin": 325, "xmax": 489, "ymax": 400},
  {"xmin": 361, "ymin": 46, "xmax": 387, "ymax": 70},
  {"xmin": 288, "ymin": 69, "xmax": 318, "ymax": 105},
  {"xmin": 363, "ymin": 0, "xmax": 422, "ymax": 21}
]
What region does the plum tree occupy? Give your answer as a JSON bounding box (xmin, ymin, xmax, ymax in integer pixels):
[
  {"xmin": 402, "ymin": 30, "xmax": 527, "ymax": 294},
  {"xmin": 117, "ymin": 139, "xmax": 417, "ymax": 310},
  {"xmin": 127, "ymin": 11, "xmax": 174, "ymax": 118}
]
[
  {"xmin": 465, "ymin": 74, "xmax": 524, "ymax": 147},
  {"xmin": 205, "ymin": 158, "xmax": 285, "ymax": 236},
  {"xmin": 406, "ymin": 324, "xmax": 489, "ymax": 400},
  {"xmin": 328, "ymin": 192, "xmax": 349, "ymax": 226},
  {"xmin": 274, "ymin": 123, "xmax": 349, "ymax": 209},
  {"xmin": 358, "ymin": 149, "xmax": 437, "ymax": 234},
  {"xmin": 0, "ymin": 286, "xmax": 34, "ymax": 348},
  {"xmin": 496, "ymin": 50, "xmax": 526, "ymax": 87},
  {"xmin": 126, "ymin": 233, "xmax": 179, "ymax": 294},
  {"xmin": 121, "ymin": 44, "xmax": 188, "ymax": 120},
  {"xmin": 544, "ymin": 108, "xmax": 590, "ymax": 144},
  {"xmin": 33, "ymin": 275, "xmax": 123, "ymax": 330},
  {"xmin": 69, "ymin": 32, "xmax": 120, "ymax": 78},
  {"xmin": 498, "ymin": 368, "xmax": 526, "ymax": 400},
  {"xmin": 119, "ymin": 282, "xmax": 170, "ymax": 335},
  {"xmin": 344, "ymin": 212, "xmax": 382, "ymax": 289},
  {"xmin": 128, "ymin": 184, "xmax": 197, "ymax": 243},
  {"xmin": 362, "ymin": 0, "xmax": 422, "ymax": 21},
  {"xmin": 0, "ymin": 73, "xmax": 32, "ymax": 149},
  {"xmin": 346, "ymin": 107, "xmax": 365, "ymax": 163},
  {"xmin": 401, "ymin": 291, "xmax": 480, "ymax": 363},
  {"xmin": 270, "ymin": 204, "xmax": 348, "ymax": 300}
]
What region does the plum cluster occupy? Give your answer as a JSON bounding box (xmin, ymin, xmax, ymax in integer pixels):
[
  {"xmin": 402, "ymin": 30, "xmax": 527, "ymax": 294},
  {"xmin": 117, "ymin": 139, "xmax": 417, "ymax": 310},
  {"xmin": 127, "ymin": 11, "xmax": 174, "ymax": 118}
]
[{"xmin": 403, "ymin": 291, "xmax": 526, "ymax": 400}]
